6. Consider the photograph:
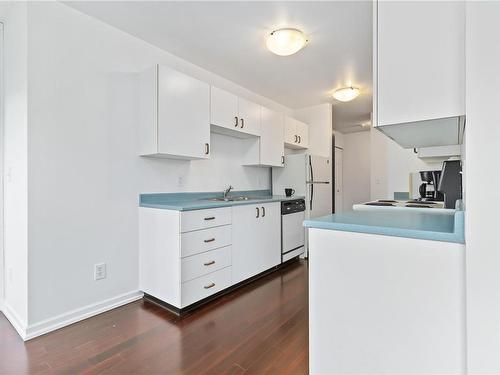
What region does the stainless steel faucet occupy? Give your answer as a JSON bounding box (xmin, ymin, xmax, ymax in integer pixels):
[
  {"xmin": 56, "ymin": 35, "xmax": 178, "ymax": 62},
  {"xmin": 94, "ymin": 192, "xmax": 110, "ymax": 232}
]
[{"xmin": 223, "ymin": 185, "xmax": 234, "ymax": 199}]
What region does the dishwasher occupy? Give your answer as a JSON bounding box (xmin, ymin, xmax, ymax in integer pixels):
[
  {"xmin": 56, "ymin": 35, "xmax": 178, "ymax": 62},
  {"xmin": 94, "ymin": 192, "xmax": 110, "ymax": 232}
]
[{"xmin": 281, "ymin": 199, "xmax": 306, "ymax": 262}]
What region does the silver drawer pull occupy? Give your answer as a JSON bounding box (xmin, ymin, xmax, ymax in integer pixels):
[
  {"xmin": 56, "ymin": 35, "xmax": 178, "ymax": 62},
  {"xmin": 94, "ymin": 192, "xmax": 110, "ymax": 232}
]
[
  {"xmin": 204, "ymin": 238, "xmax": 215, "ymax": 243},
  {"xmin": 204, "ymin": 217, "xmax": 215, "ymax": 221},
  {"xmin": 204, "ymin": 282, "xmax": 215, "ymax": 289},
  {"xmin": 204, "ymin": 260, "xmax": 215, "ymax": 266}
]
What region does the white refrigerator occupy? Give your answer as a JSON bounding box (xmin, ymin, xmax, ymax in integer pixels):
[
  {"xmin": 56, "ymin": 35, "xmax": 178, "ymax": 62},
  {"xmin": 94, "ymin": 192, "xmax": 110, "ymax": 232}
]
[{"xmin": 272, "ymin": 154, "xmax": 332, "ymax": 257}]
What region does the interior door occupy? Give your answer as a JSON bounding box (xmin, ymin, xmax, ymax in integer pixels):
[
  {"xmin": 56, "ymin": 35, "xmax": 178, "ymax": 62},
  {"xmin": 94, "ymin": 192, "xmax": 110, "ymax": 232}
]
[{"xmin": 334, "ymin": 148, "xmax": 344, "ymax": 213}]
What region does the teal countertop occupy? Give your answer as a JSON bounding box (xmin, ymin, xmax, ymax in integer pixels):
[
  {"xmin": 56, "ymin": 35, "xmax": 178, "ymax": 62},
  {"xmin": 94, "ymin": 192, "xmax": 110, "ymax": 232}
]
[
  {"xmin": 304, "ymin": 210, "xmax": 465, "ymax": 244},
  {"xmin": 140, "ymin": 190, "xmax": 304, "ymax": 211}
]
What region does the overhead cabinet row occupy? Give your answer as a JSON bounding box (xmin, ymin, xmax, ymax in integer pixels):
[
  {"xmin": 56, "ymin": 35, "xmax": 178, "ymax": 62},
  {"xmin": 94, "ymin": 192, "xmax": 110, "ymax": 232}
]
[
  {"xmin": 138, "ymin": 64, "xmax": 308, "ymax": 165},
  {"xmin": 374, "ymin": 1, "xmax": 465, "ymax": 148}
]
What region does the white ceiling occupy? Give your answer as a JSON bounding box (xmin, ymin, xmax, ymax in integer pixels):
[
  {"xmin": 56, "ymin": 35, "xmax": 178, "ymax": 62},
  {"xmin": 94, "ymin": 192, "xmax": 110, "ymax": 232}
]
[{"xmin": 65, "ymin": 1, "xmax": 373, "ymax": 133}]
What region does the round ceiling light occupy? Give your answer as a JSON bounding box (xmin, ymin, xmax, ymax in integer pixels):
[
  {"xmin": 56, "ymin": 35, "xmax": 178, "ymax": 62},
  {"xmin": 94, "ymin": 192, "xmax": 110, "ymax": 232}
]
[
  {"xmin": 266, "ymin": 28, "xmax": 308, "ymax": 56},
  {"xmin": 332, "ymin": 86, "xmax": 360, "ymax": 102}
]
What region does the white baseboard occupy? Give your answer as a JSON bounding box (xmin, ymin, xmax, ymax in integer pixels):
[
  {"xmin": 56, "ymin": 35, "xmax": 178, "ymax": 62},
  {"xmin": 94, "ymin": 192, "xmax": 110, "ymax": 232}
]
[
  {"xmin": 24, "ymin": 290, "xmax": 143, "ymax": 341},
  {"xmin": 1, "ymin": 301, "xmax": 28, "ymax": 339}
]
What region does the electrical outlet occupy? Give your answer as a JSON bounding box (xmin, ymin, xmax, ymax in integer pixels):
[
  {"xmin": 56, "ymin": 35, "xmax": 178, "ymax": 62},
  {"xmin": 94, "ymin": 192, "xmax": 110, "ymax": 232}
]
[{"xmin": 94, "ymin": 263, "xmax": 106, "ymax": 281}]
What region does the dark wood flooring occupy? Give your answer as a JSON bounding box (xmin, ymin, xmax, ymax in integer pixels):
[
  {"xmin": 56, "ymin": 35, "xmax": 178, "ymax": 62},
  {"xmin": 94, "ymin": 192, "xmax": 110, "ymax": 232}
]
[{"xmin": 0, "ymin": 260, "xmax": 308, "ymax": 375}]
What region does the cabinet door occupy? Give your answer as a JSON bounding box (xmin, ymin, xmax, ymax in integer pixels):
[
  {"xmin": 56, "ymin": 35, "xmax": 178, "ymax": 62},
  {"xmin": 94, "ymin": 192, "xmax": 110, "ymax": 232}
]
[
  {"xmin": 258, "ymin": 202, "xmax": 281, "ymax": 270},
  {"xmin": 295, "ymin": 120, "xmax": 309, "ymax": 149},
  {"xmin": 232, "ymin": 205, "xmax": 262, "ymax": 284},
  {"xmin": 238, "ymin": 98, "xmax": 261, "ymax": 136},
  {"xmin": 260, "ymin": 108, "xmax": 284, "ymax": 167},
  {"xmin": 232, "ymin": 203, "xmax": 281, "ymax": 285},
  {"xmin": 210, "ymin": 86, "xmax": 239, "ymax": 130},
  {"xmin": 377, "ymin": 1, "xmax": 465, "ymax": 126},
  {"xmin": 284, "ymin": 116, "xmax": 298, "ymax": 145},
  {"xmin": 157, "ymin": 65, "xmax": 210, "ymax": 159}
]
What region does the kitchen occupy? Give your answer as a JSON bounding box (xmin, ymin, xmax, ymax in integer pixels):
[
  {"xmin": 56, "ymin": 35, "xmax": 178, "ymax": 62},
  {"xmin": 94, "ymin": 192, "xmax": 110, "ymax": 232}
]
[{"xmin": 0, "ymin": 1, "xmax": 499, "ymax": 375}]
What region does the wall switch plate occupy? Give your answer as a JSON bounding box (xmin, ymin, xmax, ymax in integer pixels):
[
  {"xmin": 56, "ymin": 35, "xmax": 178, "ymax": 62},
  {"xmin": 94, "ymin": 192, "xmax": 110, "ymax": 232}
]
[{"xmin": 94, "ymin": 263, "xmax": 106, "ymax": 281}]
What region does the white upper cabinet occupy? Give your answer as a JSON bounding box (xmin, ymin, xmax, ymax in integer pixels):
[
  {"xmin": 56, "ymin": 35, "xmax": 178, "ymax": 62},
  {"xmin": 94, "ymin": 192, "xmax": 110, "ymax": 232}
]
[
  {"xmin": 139, "ymin": 65, "xmax": 210, "ymax": 159},
  {"xmin": 375, "ymin": 1, "xmax": 465, "ymax": 130},
  {"xmin": 210, "ymin": 86, "xmax": 261, "ymax": 137},
  {"xmin": 242, "ymin": 107, "xmax": 284, "ymax": 167},
  {"xmin": 260, "ymin": 108, "xmax": 285, "ymax": 167},
  {"xmin": 210, "ymin": 86, "xmax": 239, "ymax": 131},
  {"xmin": 237, "ymin": 97, "xmax": 261, "ymax": 136},
  {"xmin": 284, "ymin": 116, "xmax": 309, "ymax": 149}
]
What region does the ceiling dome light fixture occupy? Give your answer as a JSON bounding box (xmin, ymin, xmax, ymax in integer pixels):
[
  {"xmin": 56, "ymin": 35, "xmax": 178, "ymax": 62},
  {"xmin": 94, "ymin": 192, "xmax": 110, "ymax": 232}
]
[
  {"xmin": 332, "ymin": 86, "xmax": 360, "ymax": 102},
  {"xmin": 266, "ymin": 28, "xmax": 308, "ymax": 56}
]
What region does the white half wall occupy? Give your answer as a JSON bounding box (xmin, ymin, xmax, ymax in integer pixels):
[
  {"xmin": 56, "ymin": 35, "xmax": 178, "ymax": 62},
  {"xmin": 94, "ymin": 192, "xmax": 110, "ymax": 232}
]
[
  {"xmin": 8, "ymin": 1, "xmax": 293, "ymax": 329},
  {"xmin": 1, "ymin": 2, "xmax": 29, "ymax": 330},
  {"xmin": 342, "ymin": 132, "xmax": 371, "ymax": 210},
  {"xmin": 465, "ymin": 3, "xmax": 500, "ymax": 373}
]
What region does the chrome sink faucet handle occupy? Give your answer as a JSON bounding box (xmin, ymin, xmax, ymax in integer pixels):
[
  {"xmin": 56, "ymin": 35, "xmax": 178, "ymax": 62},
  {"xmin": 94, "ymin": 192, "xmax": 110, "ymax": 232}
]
[{"xmin": 223, "ymin": 185, "xmax": 234, "ymax": 199}]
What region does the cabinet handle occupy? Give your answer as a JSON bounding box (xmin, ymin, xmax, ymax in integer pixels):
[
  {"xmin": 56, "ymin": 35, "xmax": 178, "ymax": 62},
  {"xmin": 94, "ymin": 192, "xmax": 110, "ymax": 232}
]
[
  {"xmin": 234, "ymin": 116, "xmax": 239, "ymax": 127},
  {"xmin": 256, "ymin": 207, "xmax": 260, "ymax": 218},
  {"xmin": 204, "ymin": 282, "xmax": 215, "ymax": 289},
  {"xmin": 204, "ymin": 260, "xmax": 215, "ymax": 266},
  {"xmin": 281, "ymin": 155, "xmax": 285, "ymax": 165},
  {"xmin": 294, "ymin": 135, "xmax": 298, "ymax": 143},
  {"xmin": 205, "ymin": 143, "xmax": 210, "ymax": 155},
  {"xmin": 261, "ymin": 206, "xmax": 266, "ymax": 217},
  {"xmin": 240, "ymin": 118, "xmax": 244, "ymax": 128},
  {"xmin": 204, "ymin": 216, "xmax": 215, "ymax": 221},
  {"xmin": 298, "ymin": 135, "xmax": 301, "ymax": 144},
  {"xmin": 204, "ymin": 238, "xmax": 215, "ymax": 243}
]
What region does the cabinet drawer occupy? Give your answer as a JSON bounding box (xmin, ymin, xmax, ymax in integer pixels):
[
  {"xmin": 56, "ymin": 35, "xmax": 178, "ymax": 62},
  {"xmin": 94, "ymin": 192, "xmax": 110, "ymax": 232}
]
[
  {"xmin": 181, "ymin": 225, "xmax": 232, "ymax": 258},
  {"xmin": 181, "ymin": 266, "xmax": 232, "ymax": 307},
  {"xmin": 181, "ymin": 246, "xmax": 231, "ymax": 283},
  {"xmin": 181, "ymin": 207, "xmax": 232, "ymax": 232}
]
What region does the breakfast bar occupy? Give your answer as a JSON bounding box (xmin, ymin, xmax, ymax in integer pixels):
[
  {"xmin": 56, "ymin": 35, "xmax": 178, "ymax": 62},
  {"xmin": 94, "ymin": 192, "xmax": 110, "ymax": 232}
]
[{"xmin": 304, "ymin": 210, "xmax": 466, "ymax": 375}]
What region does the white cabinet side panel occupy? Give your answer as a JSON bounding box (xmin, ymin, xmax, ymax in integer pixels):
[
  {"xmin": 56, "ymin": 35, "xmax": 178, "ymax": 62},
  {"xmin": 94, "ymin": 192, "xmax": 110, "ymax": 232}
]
[{"xmin": 139, "ymin": 208, "xmax": 181, "ymax": 307}]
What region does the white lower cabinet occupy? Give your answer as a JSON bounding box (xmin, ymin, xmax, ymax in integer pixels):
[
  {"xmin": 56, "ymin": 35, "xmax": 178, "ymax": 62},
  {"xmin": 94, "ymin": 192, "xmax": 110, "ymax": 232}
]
[
  {"xmin": 140, "ymin": 202, "xmax": 282, "ymax": 311},
  {"xmin": 232, "ymin": 202, "xmax": 281, "ymax": 285},
  {"xmin": 181, "ymin": 267, "xmax": 232, "ymax": 307},
  {"xmin": 181, "ymin": 246, "xmax": 232, "ymax": 283}
]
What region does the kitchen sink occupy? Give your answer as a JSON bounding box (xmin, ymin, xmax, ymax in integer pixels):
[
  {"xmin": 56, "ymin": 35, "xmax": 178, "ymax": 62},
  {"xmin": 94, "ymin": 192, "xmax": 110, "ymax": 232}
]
[
  {"xmin": 206, "ymin": 196, "xmax": 250, "ymax": 202},
  {"xmin": 204, "ymin": 196, "xmax": 273, "ymax": 202}
]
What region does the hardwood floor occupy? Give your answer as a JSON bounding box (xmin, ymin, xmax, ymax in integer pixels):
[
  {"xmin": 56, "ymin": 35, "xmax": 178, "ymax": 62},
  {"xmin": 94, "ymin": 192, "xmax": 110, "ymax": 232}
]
[{"xmin": 0, "ymin": 260, "xmax": 308, "ymax": 375}]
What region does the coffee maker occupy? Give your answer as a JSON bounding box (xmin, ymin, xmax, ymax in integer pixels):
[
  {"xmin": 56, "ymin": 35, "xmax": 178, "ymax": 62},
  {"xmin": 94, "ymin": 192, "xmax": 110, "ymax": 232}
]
[
  {"xmin": 418, "ymin": 170, "xmax": 444, "ymax": 201},
  {"xmin": 437, "ymin": 160, "xmax": 463, "ymax": 209}
]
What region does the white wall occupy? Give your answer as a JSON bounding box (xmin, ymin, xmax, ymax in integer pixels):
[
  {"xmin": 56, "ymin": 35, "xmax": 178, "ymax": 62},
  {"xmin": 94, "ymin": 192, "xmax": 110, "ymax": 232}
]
[
  {"xmin": 370, "ymin": 128, "xmax": 442, "ymax": 200},
  {"xmin": 4, "ymin": 1, "xmax": 293, "ymax": 328},
  {"xmin": 465, "ymin": 3, "xmax": 500, "ymax": 372},
  {"xmin": 1, "ymin": 2, "xmax": 29, "ymax": 328},
  {"xmin": 294, "ymin": 103, "xmax": 333, "ymax": 158},
  {"xmin": 342, "ymin": 132, "xmax": 371, "ymax": 210}
]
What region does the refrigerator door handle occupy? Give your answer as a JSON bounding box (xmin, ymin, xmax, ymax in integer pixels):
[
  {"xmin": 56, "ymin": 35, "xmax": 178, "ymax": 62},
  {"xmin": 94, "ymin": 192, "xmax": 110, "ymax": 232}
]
[
  {"xmin": 308, "ymin": 155, "xmax": 314, "ymax": 183},
  {"xmin": 310, "ymin": 183, "xmax": 314, "ymax": 211},
  {"xmin": 306, "ymin": 181, "xmax": 330, "ymax": 184}
]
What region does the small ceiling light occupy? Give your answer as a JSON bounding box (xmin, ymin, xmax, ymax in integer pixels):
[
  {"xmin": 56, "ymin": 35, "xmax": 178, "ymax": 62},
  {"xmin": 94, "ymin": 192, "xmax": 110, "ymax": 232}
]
[
  {"xmin": 332, "ymin": 86, "xmax": 360, "ymax": 102},
  {"xmin": 266, "ymin": 28, "xmax": 308, "ymax": 56}
]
